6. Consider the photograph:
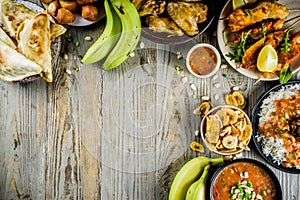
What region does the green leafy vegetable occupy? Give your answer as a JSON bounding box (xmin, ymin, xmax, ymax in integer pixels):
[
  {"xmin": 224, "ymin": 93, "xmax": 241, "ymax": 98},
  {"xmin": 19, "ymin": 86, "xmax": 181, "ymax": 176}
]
[
  {"xmin": 279, "ymin": 65, "xmax": 292, "ymax": 84},
  {"xmin": 226, "ymin": 30, "xmax": 252, "ymax": 63},
  {"xmin": 280, "ymin": 29, "xmax": 292, "ymax": 53}
]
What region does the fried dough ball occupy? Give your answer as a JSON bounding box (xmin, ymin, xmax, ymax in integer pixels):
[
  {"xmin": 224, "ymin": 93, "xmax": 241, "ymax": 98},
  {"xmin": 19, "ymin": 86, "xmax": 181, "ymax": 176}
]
[
  {"xmin": 56, "ymin": 8, "xmax": 75, "ymax": 24},
  {"xmin": 81, "ymin": 4, "xmax": 98, "ymax": 21},
  {"xmin": 59, "ymin": 0, "xmax": 79, "ymax": 12},
  {"xmin": 77, "ymin": 0, "xmax": 98, "ymax": 5}
]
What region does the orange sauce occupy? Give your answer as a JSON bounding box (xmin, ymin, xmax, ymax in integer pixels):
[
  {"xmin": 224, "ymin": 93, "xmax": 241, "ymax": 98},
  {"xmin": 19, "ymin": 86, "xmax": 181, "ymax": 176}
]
[
  {"xmin": 259, "ymin": 90, "xmax": 300, "ymax": 168},
  {"xmin": 213, "ymin": 162, "xmax": 277, "ymax": 200},
  {"xmin": 189, "ymin": 46, "xmax": 218, "ymax": 75}
]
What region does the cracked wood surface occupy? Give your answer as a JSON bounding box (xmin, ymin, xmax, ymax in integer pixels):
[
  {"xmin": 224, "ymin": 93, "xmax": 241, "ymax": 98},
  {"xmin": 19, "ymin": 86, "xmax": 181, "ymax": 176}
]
[{"xmin": 0, "ymin": 0, "xmax": 300, "ymax": 199}]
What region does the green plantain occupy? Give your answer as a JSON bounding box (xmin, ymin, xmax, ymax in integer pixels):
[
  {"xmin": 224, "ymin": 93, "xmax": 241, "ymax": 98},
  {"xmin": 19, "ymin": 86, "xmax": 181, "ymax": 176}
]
[
  {"xmin": 102, "ymin": 0, "xmax": 141, "ymax": 70},
  {"xmin": 186, "ymin": 164, "xmax": 210, "ymax": 200},
  {"xmin": 168, "ymin": 156, "xmax": 223, "ymax": 200},
  {"xmin": 81, "ymin": 0, "xmax": 121, "ymax": 64}
]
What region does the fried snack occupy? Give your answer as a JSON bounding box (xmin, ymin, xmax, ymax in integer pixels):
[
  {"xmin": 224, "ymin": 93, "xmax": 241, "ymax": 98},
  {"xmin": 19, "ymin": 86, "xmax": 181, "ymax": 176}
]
[
  {"xmin": 190, "ymin": 141, "xmax": 205, "ymax": 153},
  {"xmin": 230, "ymin": 19, "xmax": 285, "ymax": 45},
  {"xmin": 59, "ymin": 0, "xmax": 79, "ymax": 12},
  {"xmin": 41, "ymin": 0, "xmax": 54, "ymax": 4},
  {"xmin": 139, "ymin": 0, "xmax": 166, "ymax": 17},
  {"xmin": 277, "ymin": 32, "xmax": 300, "ymax": 70},
  {"xmin": 204, "ymin": 107, "xmax": 252, "ymax": 154},
  {"xmin": 205, "ymin": 115, "xmax": 221, "ymax": 144},
  {"xmin": 56, "ymin": 8, "xmax": 75, "ymax": 24},
  {"xmin": 48, "ymin": 0, "xmax": 60, "ymax": 16},
  {"xmin": 81, "ymin": 4, "xmax": 98, "ymax": 21},
  {"xmin": 167, "ymin": 1, "xmax": 208, "ymax": 36},
  {"xmin": 77, "ymin": 0, "xmax": 98, "ymax": 5},
  {"xmin": 227, "ymin": 1, "xmax": 288, "ymax": 32},
  {"xmin": 193, "ymin": 101, "xmax": 212, "ymax": 117},
  {"xmin": 242, "ymin": 31, "xmax": 285, "ymax": 69},
  {"xmin": 225, "ymin": 91, "xmax": 246, "ymax": 109},
  {"xmin": 145, "ymin": 15, "xmax": 184, "ymax": 37},
  {"xmin": 16, "ymin": 12, "xmax": 52, "ymax": 82}
]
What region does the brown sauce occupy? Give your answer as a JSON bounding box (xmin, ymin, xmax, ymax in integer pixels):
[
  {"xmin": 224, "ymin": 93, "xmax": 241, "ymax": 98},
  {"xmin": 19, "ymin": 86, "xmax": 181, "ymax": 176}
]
[
  {"xmin": 213, "ymin": 162, "xmax": 277, "ymax": 200},
  {"xmin": 189, "ymin": 46, "xmax": 217, "ymax": 75}
]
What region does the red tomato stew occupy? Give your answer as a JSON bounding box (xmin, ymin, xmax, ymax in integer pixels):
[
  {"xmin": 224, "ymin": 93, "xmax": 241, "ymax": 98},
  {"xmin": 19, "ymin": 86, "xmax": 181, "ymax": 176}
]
[{"xmin": 212, "ymin": 162, "xmax": 277, "ymax": 200}]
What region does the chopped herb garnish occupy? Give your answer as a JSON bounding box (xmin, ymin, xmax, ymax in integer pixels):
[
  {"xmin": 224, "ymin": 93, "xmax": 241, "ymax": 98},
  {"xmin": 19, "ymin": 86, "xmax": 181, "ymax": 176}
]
[
  {"xmin": 75, "ymin": 41, "xmax": 80, "ymax": 47},
  {"xmin": 280, "ymin": 29, "xmax": 292, "ymax": 53},
  {"xmin": 280, "ymin": 116, "xmax": 286, "ymax": 122},
  {"xmin": 247, "ymin": 181, "xmax": 253, "ymax": 188},
  {"xmin": 222, "ymin": 74, "xmax": 227, "ymax": 78},
  {"xmin": 226, "ymin": 30, "xmax": 252, "ymax": 63},
  {"xmin": 279, "ymin": 65, "xmax": 292, "ymax": 84},
  {"xmin": 175, "ymin": 66, "xmax": 182, "ymax": 71},
  {"xmin": 243, "ymin": 9, "xmax": 251, "ymax": 16},
  {"xmin": 261, "ymin": 23, "xmax": 267, "ymax": 37},
  {"xmin": 262, "ymin": 190, "xmax": 267, "ymax": 196},
  {"xmin": 230, "ymin": 186, "xmax": 236, "ymax": 194}
]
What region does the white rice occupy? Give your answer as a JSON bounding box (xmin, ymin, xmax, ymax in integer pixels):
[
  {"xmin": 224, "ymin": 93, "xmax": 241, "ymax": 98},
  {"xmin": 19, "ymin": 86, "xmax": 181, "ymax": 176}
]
[
  {"xmin": 256, "ymin": 135, "xmax": 287, "ymax": 165},
  {"xmin": 257, "ymin": 83, "xmax": 300, "ymax": 166}
]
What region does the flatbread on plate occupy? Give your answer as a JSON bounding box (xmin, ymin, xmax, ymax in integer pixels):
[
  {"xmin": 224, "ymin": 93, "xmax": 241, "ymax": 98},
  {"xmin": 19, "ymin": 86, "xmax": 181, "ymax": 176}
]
[
  {"xmin": 0, "ymin": 40, "xmax": 42, "ymax": 82},
  {"xmin": 17, "ymin": 12, "xmax": 52, "ymax": 82},
  {"xmin": 0, "ymin": 0, "xmax": 66, "ymax": 39},
  {"xmin": 0, "ymin": 27, "xmax": 16, "ymax": 48}
]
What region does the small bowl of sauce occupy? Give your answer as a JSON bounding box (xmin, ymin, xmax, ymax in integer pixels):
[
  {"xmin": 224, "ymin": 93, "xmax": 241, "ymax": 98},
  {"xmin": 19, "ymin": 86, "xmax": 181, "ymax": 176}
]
[{"xmin": 186, "ymin": 43, "xmax": 221, "ymax": 78}]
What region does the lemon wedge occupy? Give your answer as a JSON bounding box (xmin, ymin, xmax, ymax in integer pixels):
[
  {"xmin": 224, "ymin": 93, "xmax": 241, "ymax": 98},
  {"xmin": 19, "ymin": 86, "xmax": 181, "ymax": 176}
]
[
  {"xmin": 232, "ymin": 0, "xmax": 256, "ymax": 10},
  {"xmin": 257, "ymin": 44, "xmax": 278, "ymax": 72}
]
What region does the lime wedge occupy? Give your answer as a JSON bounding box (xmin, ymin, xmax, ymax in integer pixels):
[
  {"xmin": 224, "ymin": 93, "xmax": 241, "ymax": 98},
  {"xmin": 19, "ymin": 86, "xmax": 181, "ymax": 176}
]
[
  {"xmin": 257, "ymin": 44, "xmax": 278, "ymax": 72},
  {"xmin": 232, "ymin": 0, "xmax": 256, "ymax": 10}
]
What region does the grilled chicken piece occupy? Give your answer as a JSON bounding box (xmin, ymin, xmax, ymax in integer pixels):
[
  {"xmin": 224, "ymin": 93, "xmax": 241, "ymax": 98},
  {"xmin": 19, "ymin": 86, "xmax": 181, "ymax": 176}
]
[
  {"xmin": 145, "ymin": 15, "xmax": 184, "ymax": 37},
  {"xmin": 227, "ymin": 1, "xmax": 289, "ymax": 33},
  {"xmin": 278, "ymin": 32, "xmax": 300, "ymax": 70},
  {"xmin": 167, "ymin": 1, "xmax": 208, "ymax": 36},
  {"xmin": 139, "ymin": 0, "xmax": 166, "ymax": 17},
  {"xmin": 242, "ymin": 31, "xmax": 285, "ymax": 69},
  {"xmin": 230, "ymin": 19, "xmax": 285, "ymax": 45}
]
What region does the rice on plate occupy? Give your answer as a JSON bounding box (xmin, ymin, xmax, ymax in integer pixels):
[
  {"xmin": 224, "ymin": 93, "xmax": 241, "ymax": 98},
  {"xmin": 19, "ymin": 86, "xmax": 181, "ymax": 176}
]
[{"xmin": 254, "ymin": 82, "xmax": 300, "ymax": 171}]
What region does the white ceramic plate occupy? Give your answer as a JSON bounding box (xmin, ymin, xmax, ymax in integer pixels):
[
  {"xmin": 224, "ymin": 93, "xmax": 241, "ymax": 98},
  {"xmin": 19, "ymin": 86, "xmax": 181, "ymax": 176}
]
[
  {"xmin": 217, "ymin": 0, "xmax": 300, "ymax": 81},
  {"xmin": 41, "ymin": 1, "xmax": 105, "ymax": 26}
]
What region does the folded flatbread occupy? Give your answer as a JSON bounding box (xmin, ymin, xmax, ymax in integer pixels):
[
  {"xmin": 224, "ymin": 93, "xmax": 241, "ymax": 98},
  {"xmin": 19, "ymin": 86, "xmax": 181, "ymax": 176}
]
[
  {"xmin": 0, "ymin": 40, "xmax": 42, "ymax": 82},
  {"xmin": 0, "ymin": 0, "xmax": 66, "ymax": 39},
  {"xmin": 0, "ymin": 27, "xmax": 16, "ymax": 48},
  {"xmin": 17, "ymin": 12, "xmax": 52, "ymax": 82}
]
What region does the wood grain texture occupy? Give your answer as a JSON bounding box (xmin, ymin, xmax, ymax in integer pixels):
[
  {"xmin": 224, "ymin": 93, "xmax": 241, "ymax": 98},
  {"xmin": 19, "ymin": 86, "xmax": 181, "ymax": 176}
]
[{"xmin": 0, "ymin": 0, "xmax": 300, "ymax": 199}]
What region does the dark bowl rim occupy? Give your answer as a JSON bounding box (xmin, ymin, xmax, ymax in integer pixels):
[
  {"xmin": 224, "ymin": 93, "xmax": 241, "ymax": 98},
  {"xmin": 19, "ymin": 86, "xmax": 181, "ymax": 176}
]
[
  {"xmin": 206, "ymin": 158, "xmax": 283, "ymax": 200},
  {"xmin": 141, "ymin": 0, "xmax": 216, "ymax": 44},
  {"xmin": 251, "ymin": 80, "xmax": 300, "ymax": 174}
]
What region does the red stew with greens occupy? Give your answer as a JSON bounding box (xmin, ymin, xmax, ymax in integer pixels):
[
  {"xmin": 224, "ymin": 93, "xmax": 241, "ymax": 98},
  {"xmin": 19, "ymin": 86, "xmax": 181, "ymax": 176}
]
[{"xmin": 213, "ymin": 162, "xmax": 276, "ymax": 200}]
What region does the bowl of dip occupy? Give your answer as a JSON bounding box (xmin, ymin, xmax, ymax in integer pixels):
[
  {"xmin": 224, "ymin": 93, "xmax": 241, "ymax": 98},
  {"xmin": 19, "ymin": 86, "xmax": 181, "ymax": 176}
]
[
  {"xmin": 207, "ymin": 159, "xmax": 282, "ymax": 200},
  {"xmin": 186, "ymin": 43, "xmax": 221, "ymax": 78}
]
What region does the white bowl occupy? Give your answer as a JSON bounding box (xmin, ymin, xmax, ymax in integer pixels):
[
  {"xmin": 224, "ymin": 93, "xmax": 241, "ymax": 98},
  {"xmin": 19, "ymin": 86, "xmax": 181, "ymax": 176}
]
[{"xmin": 186, "ymin": 43, "xmax": 221, "ymax": 78}]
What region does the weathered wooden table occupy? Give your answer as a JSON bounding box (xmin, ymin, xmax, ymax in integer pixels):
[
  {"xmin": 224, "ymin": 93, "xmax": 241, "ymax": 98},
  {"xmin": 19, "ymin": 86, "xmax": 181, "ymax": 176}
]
[{"xmin": 1, "ymin": 0, "xmax": 299, "ymax": 199}]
